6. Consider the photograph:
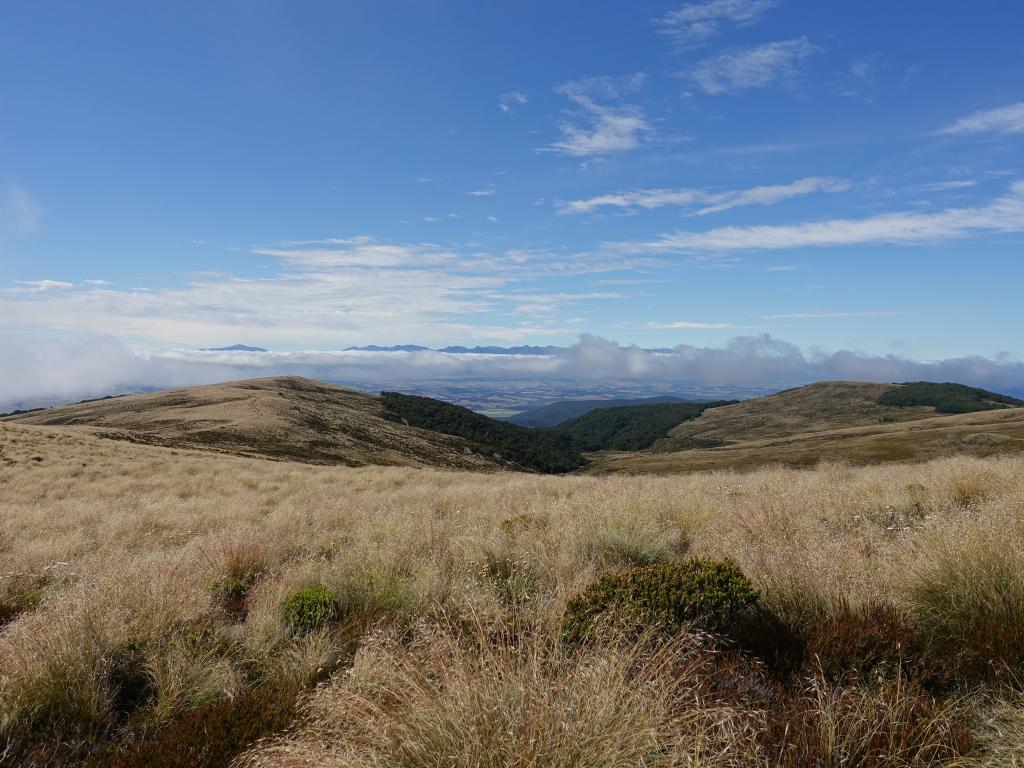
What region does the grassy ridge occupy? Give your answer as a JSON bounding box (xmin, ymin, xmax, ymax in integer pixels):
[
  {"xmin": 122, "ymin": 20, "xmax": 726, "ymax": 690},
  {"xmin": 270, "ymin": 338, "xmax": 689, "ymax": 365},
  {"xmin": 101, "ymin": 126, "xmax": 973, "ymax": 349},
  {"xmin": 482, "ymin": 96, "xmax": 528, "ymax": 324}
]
[
  {"xmin": 879, "ymin": 381, "xmax": 1024, "ymax": 414},
  {"xmin": 551, "ymin": 400, "xmax": 737, "ymax": 451},
  {"xmin": 379, "ymin": 391, "xmax": 586, "ymax": 473}
]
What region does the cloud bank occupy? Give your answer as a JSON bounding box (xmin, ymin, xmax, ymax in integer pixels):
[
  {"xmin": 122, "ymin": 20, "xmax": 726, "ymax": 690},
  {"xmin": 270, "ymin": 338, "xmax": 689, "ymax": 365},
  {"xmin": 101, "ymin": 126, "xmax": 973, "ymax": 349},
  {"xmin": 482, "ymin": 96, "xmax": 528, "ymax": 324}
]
[{"xmin": 3, "ymin": 333, "xmax": 1021, "ymax": 410}]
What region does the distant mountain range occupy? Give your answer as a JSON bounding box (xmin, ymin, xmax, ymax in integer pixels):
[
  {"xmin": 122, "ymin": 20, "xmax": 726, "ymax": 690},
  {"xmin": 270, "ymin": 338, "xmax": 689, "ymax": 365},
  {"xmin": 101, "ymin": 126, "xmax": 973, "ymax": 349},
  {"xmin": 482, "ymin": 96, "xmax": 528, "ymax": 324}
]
[{"xmin": 200, "ymin": 344, "xmax": 269, "ymax": 352}]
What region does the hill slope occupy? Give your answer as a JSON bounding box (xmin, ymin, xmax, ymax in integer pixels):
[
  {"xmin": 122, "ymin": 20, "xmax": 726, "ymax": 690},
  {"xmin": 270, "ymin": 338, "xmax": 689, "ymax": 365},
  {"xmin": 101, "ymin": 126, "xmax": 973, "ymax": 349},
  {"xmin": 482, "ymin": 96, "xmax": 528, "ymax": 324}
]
[
  {"xmin": 507, "ymin": 396, "xmax": 687, "ymax": 428},
  {"xmin": 379, "ymin": 392, "xmax": 585, "ymax": 473},
  {"xmin": 2, "ymin": 377, "xmax": 504, "ymax": 470},
  {"xmin": 590, "ymin": 406, "xmax": 1024, "ymax": 474},
  {"xmin": 656, "ymin": 381, "xmax": 935, "ymax": 451},
  {"xmin": 551, "ymin": 400, "xmax": 737, "ymax": 451}
]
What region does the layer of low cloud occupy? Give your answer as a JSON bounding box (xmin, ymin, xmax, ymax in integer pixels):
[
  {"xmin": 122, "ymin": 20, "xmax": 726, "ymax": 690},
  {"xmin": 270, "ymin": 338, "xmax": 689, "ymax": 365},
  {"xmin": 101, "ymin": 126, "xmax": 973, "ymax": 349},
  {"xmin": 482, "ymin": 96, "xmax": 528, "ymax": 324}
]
[
  {"xmin": 610, "ymin": 180, "xmax": 1024, "ymax": 253},
  {"xmin": 938, "ymin": 101, "xmax": 1024, "ymax": 137},
  {"xmin": 657, "ymin": 0, "xmax": 776, "ymax": 49},
  {"xmin": 3, "ymin": 333, "xmax": 1022, "ymax": 410},
  {"xmin": 544, "ymin": 75, "xmax": 653, "ymax": 157},
  {"xmin": 686, "ymin": 38, "xmax": 821, "ymax": 94},
  {"xmin": 558, "ymin": 176, "xmax": 851, "ymax": 216}
]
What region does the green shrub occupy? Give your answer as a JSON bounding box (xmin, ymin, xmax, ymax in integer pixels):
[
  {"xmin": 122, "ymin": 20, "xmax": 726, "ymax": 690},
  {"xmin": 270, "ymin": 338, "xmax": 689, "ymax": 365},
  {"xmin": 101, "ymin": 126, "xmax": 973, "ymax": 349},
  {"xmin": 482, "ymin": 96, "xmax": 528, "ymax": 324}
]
[
  {"xmin": 282, "ymin": 585, "xmax": 337, "ymax": 634},
  {"xmin": 563, "ymin": 559, "xmax": 758, "ymax": 642}
]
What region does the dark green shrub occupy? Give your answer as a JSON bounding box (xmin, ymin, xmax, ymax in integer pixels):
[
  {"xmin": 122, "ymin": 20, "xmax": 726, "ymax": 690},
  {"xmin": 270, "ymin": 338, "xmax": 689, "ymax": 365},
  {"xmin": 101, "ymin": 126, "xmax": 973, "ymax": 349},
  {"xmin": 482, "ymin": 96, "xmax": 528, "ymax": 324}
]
[
  {"xmin": 282, "ymin": 585, "xmax": 337, "ymax": 633},
  {"xmin": 563, "ymin": 559, "xmax": 758, "ymax": 642}
]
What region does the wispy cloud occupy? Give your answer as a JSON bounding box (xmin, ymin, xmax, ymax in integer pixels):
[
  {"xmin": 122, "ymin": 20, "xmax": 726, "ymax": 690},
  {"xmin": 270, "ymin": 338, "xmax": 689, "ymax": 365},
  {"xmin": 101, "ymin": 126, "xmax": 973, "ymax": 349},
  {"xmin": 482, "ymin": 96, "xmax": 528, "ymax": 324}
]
[
  {"xmin": 498, "ymin": 91, "xmax": 527, "ymax": 113},
  {"xmin": 558, "ymin": 176, "xmax": 851, "ymax": 216},
  {"xmin": 686, "ymin": 38, "xmax": 822, "ymax": 94},
  {"xmin": 920, "ymin": 180, "xmax": 977, "ymax": 192},
  {"xmin": 543, "ymin": 75, "xmax": 653, "ymax": 157},
  {"xmin": 656, "ymin": 0, "xmax": 776, "ymax": 49},
  {"xmin": 642, "ymin": 320, "xmax": 737, "ymax": 329},
  {"xmin": 1, "ymin": 183, "xmax": 41, "ymax": 235},
  {"xmin": 609, "ymin": 181, "xmax": 1024, "ymax": 254},
  {"xmin": 467, "ymin": 188, "xmax": 496, "ymax": 197},
  {"xmin": 4, "ymin": 280, "xmax": 74, "ymax": 293},
  {"xmin": 762, "ymin": 310, "xmax": 918, "ymax": 319},
  {"xmin": 1, "ymin": 238, "xmax": 645, "ymax": 347},
  {"xmin": 937, "ymin": 101, "xmax": 1024, "ymax": 137}
]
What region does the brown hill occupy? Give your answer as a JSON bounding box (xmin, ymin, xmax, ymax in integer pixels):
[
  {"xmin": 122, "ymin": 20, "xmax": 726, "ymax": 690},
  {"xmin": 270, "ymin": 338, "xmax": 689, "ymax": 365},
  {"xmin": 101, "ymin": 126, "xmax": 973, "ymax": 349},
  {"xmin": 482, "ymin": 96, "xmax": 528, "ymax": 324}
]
[
  {"xmin": 591, "ymin": 403, "xmax": 1024, "ymax": 474},
  {"xmin": 2, "ymin": 376, "xmax": 502, "ymax": 470},
  {"xmin": 656, "ymin": 381, "xmax": 934, "ymax": 451}
]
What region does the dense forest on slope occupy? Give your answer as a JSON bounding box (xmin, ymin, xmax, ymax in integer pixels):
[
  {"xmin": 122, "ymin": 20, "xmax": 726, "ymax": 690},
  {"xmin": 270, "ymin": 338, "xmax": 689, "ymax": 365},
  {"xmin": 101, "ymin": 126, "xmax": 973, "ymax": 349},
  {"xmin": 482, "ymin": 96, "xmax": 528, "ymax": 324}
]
[
  {"xmin": 550, "ymin": 401, "xmax": 738, "ymax": 451},
  {"xmin": 379, "ymin": 392, "xmax": 586, "ymax": 473},
  {"xmin": 878, "ymin": 382, "xmax": 1024, "ymax": 414},
  {"xmin": 507, "ymin": 396, "xmax": 686, "ymax": 427}
]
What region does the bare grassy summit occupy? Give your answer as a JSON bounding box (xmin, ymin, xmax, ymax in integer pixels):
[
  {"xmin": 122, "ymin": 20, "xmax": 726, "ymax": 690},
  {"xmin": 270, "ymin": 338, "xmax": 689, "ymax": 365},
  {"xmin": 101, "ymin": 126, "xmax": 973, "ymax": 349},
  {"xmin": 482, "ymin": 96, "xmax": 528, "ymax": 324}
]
[
  {"xmin": 3, "ymin": 376, "xmax": 502, "ymax": 469},
  {"xmin": 657, "ymin": 381, "xmax": 931, "ymax": 451}
]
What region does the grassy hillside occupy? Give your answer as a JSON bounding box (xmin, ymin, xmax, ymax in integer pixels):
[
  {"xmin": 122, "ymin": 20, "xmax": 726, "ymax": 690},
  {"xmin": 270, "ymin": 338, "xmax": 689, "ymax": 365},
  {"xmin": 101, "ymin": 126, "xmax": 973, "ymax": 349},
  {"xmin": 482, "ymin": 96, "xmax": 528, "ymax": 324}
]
[
  {"xmin": 507, "ymin": 395, "xmax": 686, "ymax": 428},
  {"xmin": 657, "ymin": 381, "xmax": 932, "ymax": 451},
  {"xmin": 3, "ymin": 422, "xmax": 1024, "ymax": 764},
  {"xmin": 380, "ymin": 391, "xmax": 585, "ymax": 473},
  {"xmin": 592, "ymin": 405, "xmax": 1024, "ymax": 474},
  {"xmin": 878, "ymin": 381, "xmax": 1024, "ymax": 413},
  {"xmin": 3, "ymin": 377, "xmax": 505, "ymax": 470},
  {"xmin": 551, "ymin": 400, "xmax": 736, "ymax": 451}
]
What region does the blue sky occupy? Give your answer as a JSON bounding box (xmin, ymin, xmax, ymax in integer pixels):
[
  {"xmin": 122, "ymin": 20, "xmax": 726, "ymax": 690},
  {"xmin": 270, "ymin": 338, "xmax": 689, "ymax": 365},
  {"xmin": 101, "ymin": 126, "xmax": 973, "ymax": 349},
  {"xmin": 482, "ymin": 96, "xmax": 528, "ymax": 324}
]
[{"xmin": 1, "ymin": 1, "xmax": 1023, "ymax": 402}]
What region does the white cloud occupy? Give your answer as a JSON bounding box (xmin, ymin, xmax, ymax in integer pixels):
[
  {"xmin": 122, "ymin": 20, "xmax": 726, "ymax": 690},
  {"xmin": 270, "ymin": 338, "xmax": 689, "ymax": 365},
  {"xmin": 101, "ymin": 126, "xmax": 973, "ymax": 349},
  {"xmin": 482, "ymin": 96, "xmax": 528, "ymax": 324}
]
[
  {"xmin": 1, "ymin": 183, "xmax": 41, "ymax": 235},
  {"xmin": 5, "ymin": 280, "xmax": 74, "ymax": 293},
  {"xmin": 4, "ymin": 333, "xmax": 1023, "ymax": 410},
  {"xmin": 544, "ymin": 75, "xmax": 653, "ymax": 157},
  {"xmin": 487, "ymin": 216, "xmax": 500, "ymax": 223},
  {"xmin": 920, "ymin": 180, "xmax": 977, "ymax": 192},
  {"xmin": 656, "ymin": 0, "xmax": 776, "ymax": 48},
  {"xmin": 499, "ymin": 91, "xmax": 527, "ymax": 113},
  {"xmin": 558, "ymin": 176, "xmax": 851, "ymax": 216},
  {"xmin": 467, "ymin": 189, "xmax": 496, "ymax": 197},
  {"xmin": 610, "ymin": 181, "xmax": 1024, "ymax": 254},
  {"xmin": 938, "ymin": 101, "xmax": 1024, "ymax": 137},
  {"xmin": 686, "ymin": 38, "xmax": 821, "ymax": 94},
  {"xmin": 642, "ymin": 320, "xmax": 737, "ymax": 329},
  {"xmin": 761, "ymin": 310, "xmax": 918, "ymax": 319},
  {"xmin": 0, "ymin": 238, "xmax": 642, "ymax": 348}
]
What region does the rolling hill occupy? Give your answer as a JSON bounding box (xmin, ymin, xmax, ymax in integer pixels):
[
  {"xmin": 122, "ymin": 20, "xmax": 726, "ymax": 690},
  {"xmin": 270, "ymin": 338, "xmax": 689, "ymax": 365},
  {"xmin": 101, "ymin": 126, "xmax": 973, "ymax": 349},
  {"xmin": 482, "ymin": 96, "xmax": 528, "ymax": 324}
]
[
  {"xmin": 506, "ymin": 395, "xmax": 689, "ymax": 427},
  {"xmin": 2, "ymin": 377, "xmax": 507, "ymax": 470},
  {"xmin": 591, "ymin": 380, "xmax": 1024, "ymax": 474}
]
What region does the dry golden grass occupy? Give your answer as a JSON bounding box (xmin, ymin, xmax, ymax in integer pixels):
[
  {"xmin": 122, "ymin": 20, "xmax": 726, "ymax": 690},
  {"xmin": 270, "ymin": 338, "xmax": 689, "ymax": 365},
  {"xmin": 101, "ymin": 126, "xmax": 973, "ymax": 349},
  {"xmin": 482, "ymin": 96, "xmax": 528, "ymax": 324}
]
[
  {"xmin": 593, "ymin": 405, "xmax": 1024, "ymax": 474},
  {"xmin": 3, "ymin": 421, "xmax": 1024, "ymax": 764},
  {"xmin": 3, "ymin": 376, "xmax": 503, "ymax": 470}
]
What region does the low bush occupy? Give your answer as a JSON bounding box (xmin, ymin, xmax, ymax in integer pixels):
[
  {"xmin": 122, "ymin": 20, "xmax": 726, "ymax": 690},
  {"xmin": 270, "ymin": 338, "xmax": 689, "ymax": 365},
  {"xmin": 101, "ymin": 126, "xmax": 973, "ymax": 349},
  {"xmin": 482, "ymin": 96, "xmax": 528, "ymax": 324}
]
[
  {"xmin": 563, "ymin": 559, "xmax": 758, "ymax": 642},
  {"xmin": 282, "ymin": 585, "xmax": 337, "ymax": 634}
]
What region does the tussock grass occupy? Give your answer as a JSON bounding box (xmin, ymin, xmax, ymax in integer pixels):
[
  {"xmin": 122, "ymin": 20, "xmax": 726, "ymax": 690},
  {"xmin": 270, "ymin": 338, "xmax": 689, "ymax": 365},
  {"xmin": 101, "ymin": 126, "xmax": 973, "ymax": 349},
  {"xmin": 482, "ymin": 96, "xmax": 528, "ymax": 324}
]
[
  {"xmin": 3, "ymin": 423, "xmax": 1024, "ymax": 762},
  {"xmin": 237, "ymin": 619, "xmax": 768, "ymax": 768}
]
